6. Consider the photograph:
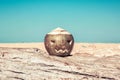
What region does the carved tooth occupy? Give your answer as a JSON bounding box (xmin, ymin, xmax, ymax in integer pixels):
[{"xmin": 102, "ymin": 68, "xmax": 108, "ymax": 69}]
[
  {"xmin": 67, "ymin": 50, "xmax": 69, "ymax": 52},
  {"xmin": 62, "ymin": 50, "xmax": 65, "ymax": 53},
  {"xmin": 59, "ymin": 49, "xmax": 63, "ymax": 53},
  {"xmin": 55, "ymin": 49, "xmax": 57, "ymax": 52},
  {"xmin": 64, "ymin": 49, "xmax": 66, "ymax": 52},
  {"xmin": 55, "ymin": 49, "xmax": 69, "ymax": 54},
  {"xmin": 55, "ymin": 49, "xmax": 59, "ymax": 53},
  {"xmin": 65, "ymin": 49, "xmax": 69, "ymax": 53}
]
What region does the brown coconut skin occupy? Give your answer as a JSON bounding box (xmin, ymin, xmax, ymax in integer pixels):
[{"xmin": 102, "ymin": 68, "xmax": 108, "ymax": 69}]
[{"xmin": 44, "ymin": 34, "xmax": 74, "ymax": 57}]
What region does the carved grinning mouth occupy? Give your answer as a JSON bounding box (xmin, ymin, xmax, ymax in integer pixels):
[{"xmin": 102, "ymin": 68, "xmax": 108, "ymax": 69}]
[{"xmin": 55, "ymin": 49, "xmax": 69, "ymax": 54}]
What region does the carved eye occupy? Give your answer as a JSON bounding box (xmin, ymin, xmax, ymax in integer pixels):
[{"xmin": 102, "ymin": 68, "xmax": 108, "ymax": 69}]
[
  {"xmin": 51, "ymin": 40, "xmax": 55, "ymax": 43},
  {"xmin": 67, "ymin": 40, "xmax": 72, "ymax": 45}
]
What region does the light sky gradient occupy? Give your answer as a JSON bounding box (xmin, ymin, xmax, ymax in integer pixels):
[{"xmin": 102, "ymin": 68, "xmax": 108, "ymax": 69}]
[{"xmin": 0, "ymin": 0, "xmax": 120, "ymax": 43}]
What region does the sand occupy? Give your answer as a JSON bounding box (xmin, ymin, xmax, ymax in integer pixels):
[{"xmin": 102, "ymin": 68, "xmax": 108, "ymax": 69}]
[
  {"xmin": 0, "ymin": 42, "xmax": 120, "ymax": 57},
  {"xmin": 0, "ymin": 43, "xmax": 120, "ymax": 80}
]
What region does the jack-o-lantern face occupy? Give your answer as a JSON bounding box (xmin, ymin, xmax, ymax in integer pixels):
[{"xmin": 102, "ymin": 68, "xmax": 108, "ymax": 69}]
[{"xmin": 44, "ymin": 27, "xmax": 74, "ymax": 57}]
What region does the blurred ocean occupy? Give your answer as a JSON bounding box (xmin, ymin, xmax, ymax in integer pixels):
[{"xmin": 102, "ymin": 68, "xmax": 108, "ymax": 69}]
[{"xmin": 0, "ymin": 0, "xmax": 120, "ymax": 43}]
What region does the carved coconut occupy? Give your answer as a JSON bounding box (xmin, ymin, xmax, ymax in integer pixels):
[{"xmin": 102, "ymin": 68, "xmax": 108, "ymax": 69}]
[{"xmin": 44, "ymin": 27, "xmax": 74, "ymax": 57}]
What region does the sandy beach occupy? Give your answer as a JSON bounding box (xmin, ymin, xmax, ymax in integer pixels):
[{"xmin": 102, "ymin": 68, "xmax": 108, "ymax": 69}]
[
  {"xmin": 0, "ymin": 43, "xmax": 120, "ymax": 80},
  {"xmin": 0, "ymin": 42, "xmax": 120, "ymax": 57}
]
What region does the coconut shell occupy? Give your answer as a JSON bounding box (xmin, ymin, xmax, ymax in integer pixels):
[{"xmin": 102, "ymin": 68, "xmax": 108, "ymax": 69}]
[{"xmin": 44, "ymin": 27, "xmax": 74, "ymax": 57}]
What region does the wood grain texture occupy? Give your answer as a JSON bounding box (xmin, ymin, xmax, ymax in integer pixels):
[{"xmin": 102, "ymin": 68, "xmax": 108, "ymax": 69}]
[{"xmin": 0, "ymin": 43, "xmax": 120, "ymax": 80}]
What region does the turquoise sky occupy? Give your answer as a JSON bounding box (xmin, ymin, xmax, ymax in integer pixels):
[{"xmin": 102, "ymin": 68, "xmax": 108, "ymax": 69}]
[{"xmin": 0, "ymin": 0, "xmax": 120, "ymax": 43}]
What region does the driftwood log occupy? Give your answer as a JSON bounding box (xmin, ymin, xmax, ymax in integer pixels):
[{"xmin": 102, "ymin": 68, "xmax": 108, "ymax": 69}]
[{"xmin": 0, "ymin": 44, "xmax": 120, "ymax": 80}]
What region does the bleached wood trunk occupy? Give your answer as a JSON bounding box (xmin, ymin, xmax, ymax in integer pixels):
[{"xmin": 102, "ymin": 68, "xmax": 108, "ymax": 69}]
[{"xmin": 0, "ymin": 46, "xmax": 120, "ymax": 80}]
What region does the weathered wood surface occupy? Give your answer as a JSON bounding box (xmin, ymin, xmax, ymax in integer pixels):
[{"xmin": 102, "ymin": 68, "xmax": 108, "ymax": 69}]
[{"xmin": 0, "ymin": 44, "xmax": 120, "ymax": 80}]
